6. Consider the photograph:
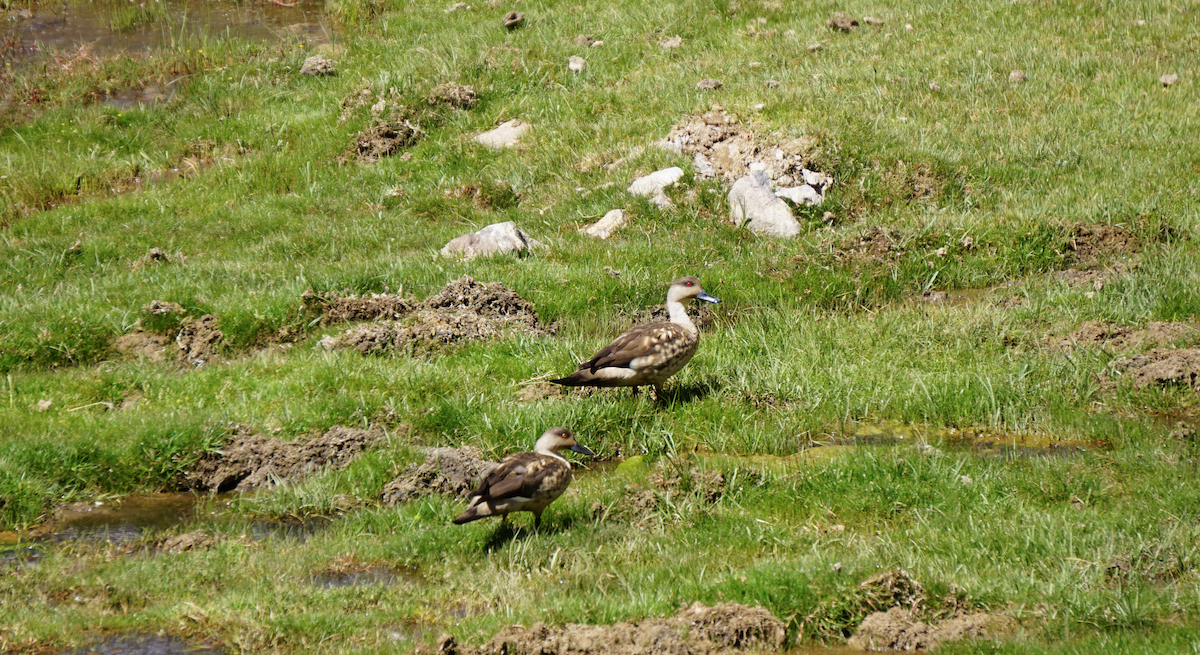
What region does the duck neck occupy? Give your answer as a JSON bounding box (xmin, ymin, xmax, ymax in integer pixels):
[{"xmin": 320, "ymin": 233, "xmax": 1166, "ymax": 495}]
[
  {"xmin": 535, "ymin": 443, "xmax": 571, "ymax": 466},
  {"xmin": 667, "ymin": 299, "xmax": 697, "ymax": 335}
]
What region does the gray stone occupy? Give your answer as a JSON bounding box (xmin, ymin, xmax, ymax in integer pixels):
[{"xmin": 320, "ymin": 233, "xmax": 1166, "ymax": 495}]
[
  {"xmin": 581, "ymin": 209, "xmax": 627, "ymax": 239},
  {"xmin": 775, "ymin": 184, "xmax": 823, "ymax": 206},
  {"xmin": 728, "ymin": 172, "xmax": 800, "ymax": 237},
  {"xmin": 1008, "ymin": 69, "xmax": 1026, "ymax": 84},
  {"xmin": 300, "ymin": 55, "xmax": 336, "ymax": 76},
  {"xmin": 693, "ymin": 153, "xmax": 717, "ymax": 179},
  {"xmin": 660, "ymin": 35, "xmax": 683, "ymax": 49},
  {"xmin": 474, "ymin": 120, "xmax": 529, "ymax": 149},
  {"xmin": 440, "ymin": 221, "xmax": 546, "ymax": 259},
  {"xmin": 696, "ymin": 78, "xmax": 724, "ymax": 90},
  {"xmin": 628, "ymin": 167, "xmax": 684, "ymax": 209},
  {"xmin": 1160, "ymin": 73, "xmax": 1179, "ymax": 87},
  {"xmin": 568, "ymin": 56, "xmax": 587, "ymax": 72}
]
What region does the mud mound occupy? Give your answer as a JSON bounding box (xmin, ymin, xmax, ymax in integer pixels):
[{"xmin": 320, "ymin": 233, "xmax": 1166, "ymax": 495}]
[
  {"xmin": 340, "ymin": 116, "xmax": 421, "ymax": 163},
  {"xmin": 1067, "ymin": 222, "xmax": 1140, "ymax": 268},
  {"xmin": 800, "ymin": 568, "xmax": 930, "ymax": 642},
  {"xmin": 176, "ymin": 314, "xmax": 224, "ymax": 368},
  {"xmin": 662, "ymin": 109, "xmax": 826, "ymax": 187},
  {"xmin": 1104, "ymin": 348, "xmax": 1200, "ymax": 390},
  {"xmin": 427, "ymin": 603, "xmax": 785, "ymax": 655},
  {"xmin": 1052, "ymin": 321, "xmax": 1197, "ymax": 352},
  {"xmin": 187, "ymin": 424, "xmax": 386, "ymax": 493},
  {"xmin": 302, "ymin": 287, "xmax": 416, "ymax": 325},
  {"xmin": 325, "ymin": 276, "xmax": 550, "ymax": 354},
  {"xmin": 848, "ymin": 607, "xmax": 1012, "ymax": 651},
  {"xmin": 114, "ymin": 330, "xmax": 174, "ymax": 362},
  {"xmin": 157, "ymin": 529, "xmax": 221, "ymax": 554},
  {"xmin": 428, "ymin": 82, "xmax": 478, "ymax": 108},
  {"xmin": 381, "ymin": 447, "xmax": 497, "ymax": 505}
]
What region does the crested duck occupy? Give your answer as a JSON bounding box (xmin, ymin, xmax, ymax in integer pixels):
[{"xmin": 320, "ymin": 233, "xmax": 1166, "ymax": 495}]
[
  {"xmin": 453, "ymin": 427, "xmax": 594, "ymax": 528},
  {"xmin": 551, "ymin": 276, "xmax": 721, "ymax": 398}
]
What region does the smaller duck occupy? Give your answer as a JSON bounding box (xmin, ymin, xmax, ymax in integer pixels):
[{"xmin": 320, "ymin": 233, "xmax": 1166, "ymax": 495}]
[
  {"xmin": 551, "ymin": 276, "xmax": 721, "ymax": 398},
  {"xmin": 453, "ymin": 427, "xmax": 594, "ymax": 528}
]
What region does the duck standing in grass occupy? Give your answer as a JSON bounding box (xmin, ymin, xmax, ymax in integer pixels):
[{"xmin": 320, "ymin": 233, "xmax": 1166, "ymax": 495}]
[
  {"xmin": 551, "ymin": 276, "xmax": 721, "ymax": 398},
  {"xmin": 453, "ymin": 427, "xmax": 594, "ymax": 528}
]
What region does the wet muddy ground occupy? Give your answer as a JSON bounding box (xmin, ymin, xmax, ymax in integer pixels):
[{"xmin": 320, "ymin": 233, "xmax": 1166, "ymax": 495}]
[{"xmin": 4, "ymin": 0, "xmax": 331, "ymax": 67}]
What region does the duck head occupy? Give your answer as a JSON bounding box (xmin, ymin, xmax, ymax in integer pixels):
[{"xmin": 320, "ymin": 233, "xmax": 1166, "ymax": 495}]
[
  {"xmin": 667, "ymin": 276, "xmax": 721, "ymax": 305},
  {"xmin": 534, "ymin": 427, "xmax": 595, "ymax": 458}
]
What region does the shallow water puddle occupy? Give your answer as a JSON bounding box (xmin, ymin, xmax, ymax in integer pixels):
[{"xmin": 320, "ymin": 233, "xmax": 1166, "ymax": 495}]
[
  {"xmin": 5, "ymin": 0, "xmax": 331, "ymax": 66},
  {"xmin": 67, "ymin": 633, "xmax": 224, "ymax": 655},
  {"xmin": 51, "ymin": 492, "xmax": 203, "ymax": 543}
]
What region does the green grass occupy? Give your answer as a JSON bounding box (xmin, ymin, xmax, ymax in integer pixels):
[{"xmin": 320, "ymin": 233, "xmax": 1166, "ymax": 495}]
[{"xmin": 1, "ymin": 0, "xmax": 1200, "ymax": 651}]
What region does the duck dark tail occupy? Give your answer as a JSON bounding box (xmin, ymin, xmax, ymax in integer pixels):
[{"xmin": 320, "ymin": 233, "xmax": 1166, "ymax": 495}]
[
  {"xmin": 453, "ymin": 507, "xmax": 482, "ymax": 524},
  {"xmin": 550, "ymin": 370, "xmax": 594, "ymax": 386}
]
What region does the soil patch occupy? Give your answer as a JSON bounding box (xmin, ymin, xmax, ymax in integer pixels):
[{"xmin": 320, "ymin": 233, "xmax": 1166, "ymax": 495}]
[
  {"xmin": 157, "ymin": 529, "xmax": 221, "ymax": 554},
  {"xmin": 186, "ymin": 424, "xmax": 386, "ymax": 493},
  {"xmin": 302, "ymin": 288, "xmax": 416, "ymax": 325},
  {"xmin": 428, "ymin": 82, "xmax": 478, "ymax": 108},
  {"xmin": 424, "ymin": 603, "xmax": 785, "ymax": 655},
  {"xmin": 1103, "ymin": 349, "xmax": 1200, "ymax": 391},
  {"xmin": 661, "ymin": 108, "xmax": 828, "ymax": 187},
  {"xmin": 848, "ymin": 607, "xmax": 1013, "ymax": 651},
  {"xmin": 176, "ymin": 314, "xmax": 224, "ymax": 368},
  {"xmin": 322, "ymin": 276, "xmax": 551, "ymax": 355},
  {"xmin": 113, "ymin": 330, "xmax": 174, "ymax": 362},
  {"xmin": 1052, "ymin": 261, "xmax": 1137, "ymax": 290},
  {"xmin": 834, "ymin": 225, "xmax": 905, "ymax": 265},
  {"xmin": 1066, "ymin": 222, "xmax": 1140, "ymax": 268},
  {"xmin": 799, "ymin": 569, "xmax": 1001, "ymax": 644},
  {"xmin": 339, "ymin": 116, "xmax": 421, "ymax": 164},
  {"xmin": 380, "ymin": 447, "xmax": 497, "ymax": 505},
  {"xmin": 1051, "ymin": 321, "xmax": 1198, "ymax": 352}
]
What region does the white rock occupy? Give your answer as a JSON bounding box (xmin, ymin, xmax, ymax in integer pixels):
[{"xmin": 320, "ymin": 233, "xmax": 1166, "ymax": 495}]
[
  {"xmin": 628, "ymin": 166, "xmax": 684, "ymax": 196},
  {"xmin": 473, "ymin": 119, "xmax": 530, "ymax": 149},
  {"xmin": 568, "ymin": 56, "xmax": 587, "ymax": 72},
  {"xmin": 800, "ymin": 168, "xmax": 833, "ymax": 189},
  {"xmin": 693, "ymin": 152, "xmax": 717, "ymax": 179},
  {"xmin": 581, "ymin": 209, "xmax": 627, "ymax": 239},
  {"xmin": 728, "ymin": 172, "xmax": 800, "ymax": 238},
  {"xmin": 660, "ymin": 35, "xmax": 683, "ymax": 49},
  {"xmin": 775, "ymin": 185, "xmax": 823, "ymax": 206},
  {"xmin": 591, "ymin": 40, "xmax": 604, "ymax": 47},
  {"xmin": 440, "ymin": 221, "xmax": 546, "ymax": 259}
]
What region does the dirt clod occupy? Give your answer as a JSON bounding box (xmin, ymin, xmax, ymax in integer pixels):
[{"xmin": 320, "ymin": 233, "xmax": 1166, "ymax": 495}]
[
  {"xmin": 427, "ymin": 603, "xmax": 784, "ymax": 655},
  {"xmin": 380, "ymin": 447, "xmax": 497, "ymax": 505},
  {"xmin": 429, "ymin": 82, "xmax": 478, "ymax": 109},
  {"xmin": 503, "ymin": 11, "xmax": 524, "ymax": 29},
  {"xmin": 176, "ymin": 314, "xmax": 224, "ymax": 368},
  {"xmin": 1105, "ymin": 348, "xmax": 1200, "ymax": 391},
  {"xmin": 835, "ymin": 225, "xmax": 904, "ymax": 264},
  {"xmin": 341, "ymin": 116, "xmax": 421, "ymax": 164},
  {"xmin": 158, "ymin": 529, "xmax": 221, "ymax": 554},
  {"xmin": 1052, "ymin": 321, "xmax": 1197, "ymax": 352},
  {"xmin": 325, "ymin": 276, "xmax": 550, "ymax": 355},
  {"xmin": 302, "ymin": 287, "xmax": 416, "ymax": 325},
  {"xmin": 827, "ymin": 12, "xmax": 859, "ymax": 31},
  {"xmin": 114, "ymin": 330, "xmax": 174, "ymax": 362},
  {"xmin": 848, "ymin": 607, "xmax": 1012, "ymax": 651},
  {"xmin": 186, "ymin": 424, "xmax": 387, "ymax": 493},
  {"xmin": 1066, "ymin": 222, "xmax": 1140, "ymax": 268}
]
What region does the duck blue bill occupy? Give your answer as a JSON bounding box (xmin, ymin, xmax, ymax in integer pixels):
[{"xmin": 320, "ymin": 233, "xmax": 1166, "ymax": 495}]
[{"xmin": 697, "ymin": 292, "xmax": 721, "ymax": 303}]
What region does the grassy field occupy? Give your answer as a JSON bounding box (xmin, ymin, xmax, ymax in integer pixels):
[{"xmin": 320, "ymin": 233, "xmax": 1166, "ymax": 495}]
[{"xmin": 2, "ymin": 0, "xmax": 1199, "ymax": 651}]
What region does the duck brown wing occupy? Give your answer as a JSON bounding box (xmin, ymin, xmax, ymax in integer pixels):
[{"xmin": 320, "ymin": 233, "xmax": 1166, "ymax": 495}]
[
  {"xmin": 470, "ymin": 453, "xmax": 564, "ymax": 500},
  {"xmin": 582, "ymin": 322, "xmax": 688, "ymax": 372}
]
